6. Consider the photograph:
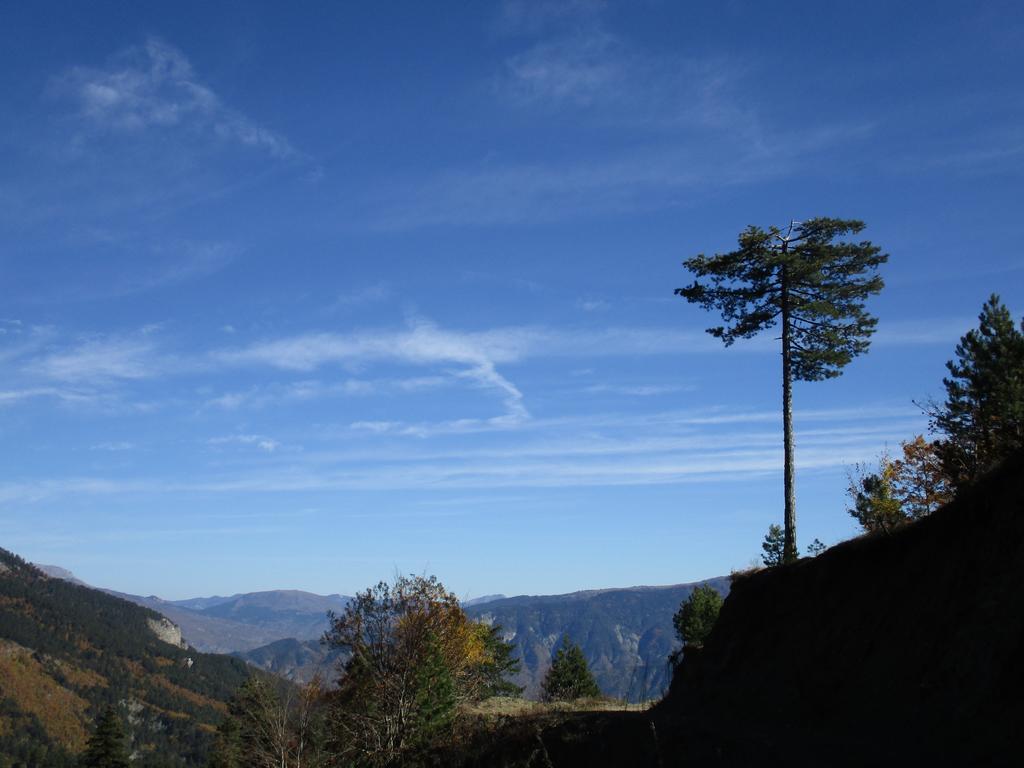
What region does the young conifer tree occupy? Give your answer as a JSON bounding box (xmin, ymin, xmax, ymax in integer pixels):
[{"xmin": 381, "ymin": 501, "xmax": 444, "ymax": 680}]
[
  {"xmin": 79, "ymin": 707, "xmax": 130, "ymax": 768},
  {"xmin": 677, "ymin": 218, "xmax": 886, "ymax": 562},
  {"xmin": 672, "ymin": 584, "xmax": 723, "ymax": 651},
  {"xmin": 540, "ymin": 637, "xmax": 601, "ymax": 702}
]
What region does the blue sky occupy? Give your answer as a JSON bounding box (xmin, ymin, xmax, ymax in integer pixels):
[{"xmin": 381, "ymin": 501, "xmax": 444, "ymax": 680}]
[{"xmin": 1, "ymin": 0, "xmax": 1022, "ymax": 599}]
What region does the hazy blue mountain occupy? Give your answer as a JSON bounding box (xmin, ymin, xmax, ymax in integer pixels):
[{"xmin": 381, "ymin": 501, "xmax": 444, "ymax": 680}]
[
  {"xmin": 233, "ymin": 638, "xmax": 348, "ymax": 684},
  {"xmin": 107, "ymin": 590, "xmax": 350, "ymax": 653},
  {"xmin": 462, "ymin": 594, "xmax": 507, "ymax": 607},
  {"xmin": 35, "ymin": 567, "xmax": 350, "ymax": 653},
  {"xmin": 168, "ymin": 594, "xmax": 241, "ymax": 611},
  {"xmin": 197, "ymin": 590, "xmax": 348, "ymax": 621},
  {"xmin": 35, "ymin": 563, "xmax": 89, "ymax": 587}
]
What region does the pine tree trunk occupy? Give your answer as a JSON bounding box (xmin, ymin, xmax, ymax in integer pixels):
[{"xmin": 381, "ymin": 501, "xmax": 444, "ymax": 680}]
[{"xmin": 780, "ymin": 261, "xmax": 797, "ymax": 563}]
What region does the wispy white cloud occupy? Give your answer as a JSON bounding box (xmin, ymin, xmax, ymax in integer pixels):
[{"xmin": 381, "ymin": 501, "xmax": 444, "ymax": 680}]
[
  {"xmin": 208, "ymin": 434, "xmax": 281, "ymax": 452},
  {"xmin": 584, "ymin": 383, "xmax": 691, "ymax": 397},
  {"xmin": 56, "ymin": 38, "xmax": 295, "ymax": 158},
  {"xmin": 498, "ymin": 27, "xmax": 766, "ymax": 142},
  {"xmin": 373, "ymin": 22, "xmax": 872, "ymax": 229},
  {"xmin": 343, "ymin": 403, "xmax": 920, "ymax": 442},
  {"xmin": 576, "ymin": 297, "xmax": 609, "ymax": 312},
  {"xmin": 0, "ymin": 404, "xmax": 922, "ymax": 504},
  {"xmin": 0, "ymin": 386, "xmax": 97, "ymax": 406},
  {"xmin": 28, "ymin": 337, "xmax": 162, "ymax": 383},
  {"xmin": 216, "ymin": 320, "xmax": 533, "ymax": 423},
  {"xmin": 204, "ymin": 375, "xmax": 449, "ymax": 410},
  {"xmin": 326, "ymin": 282, "xmax": 392, "ymax": 313},
  {"xmin": 207, "ymin": 321, "xmax": 734, "ymax": 425},
  {"xmin": 494, "ymin": 0, "xmax": 606, "ymax": 35},
  {"xmin": 106, "ymin": 241, "xmax": 238, "ymax": 297},
  {"xmin": 503, "ymin": 30, "xmax": 629, "ymax": 108},
  {"xmin": 90, "ymin": 441, "xmax": 135, "ymax": 452},
  {"xmin": 371, "ymin": 135, "xmax": 869, "ymax": 228},
  {"xmin": 5, "ymin": 315, "xmax": 960, "ymax": 419}
]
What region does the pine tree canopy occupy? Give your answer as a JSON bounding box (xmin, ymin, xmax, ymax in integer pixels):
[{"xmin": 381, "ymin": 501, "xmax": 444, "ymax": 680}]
[{"xmin": 677, "ymin": 218, "xmax": 887, "ymax": 381}]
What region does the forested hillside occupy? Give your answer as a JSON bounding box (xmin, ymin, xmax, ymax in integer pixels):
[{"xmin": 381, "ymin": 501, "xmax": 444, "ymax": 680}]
[
  {"xmin": 0, "ymin": 548, "xmax": 254, "ymax": 767},
  {"xmin": 465, "ymin": 579, "xmax": 731, "ymax": 700},
  {"xmin": 232, "ymin": 579, "xmax": 729, "ymax": 700}
]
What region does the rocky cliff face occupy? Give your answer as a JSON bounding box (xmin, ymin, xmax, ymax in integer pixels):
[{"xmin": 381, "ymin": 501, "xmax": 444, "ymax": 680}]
[{"xmin": 146, "ymin": 616, "xmax": 187, "ymax": 648}]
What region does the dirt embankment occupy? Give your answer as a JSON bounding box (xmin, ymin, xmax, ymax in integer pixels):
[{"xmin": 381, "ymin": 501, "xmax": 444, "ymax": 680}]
[
  {"xmin": 666, "ymin": 449, "xmax": 1024, "ymax": 766},
  {"xmin": 447, "ymin": 451, "xmax": 1024, "ymax": 767}
]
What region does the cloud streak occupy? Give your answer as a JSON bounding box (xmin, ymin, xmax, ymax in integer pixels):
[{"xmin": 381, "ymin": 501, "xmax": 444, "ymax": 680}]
[
  {"xmin": 56, "ymin": 38, "xmax": 295, "ymax": 158},
  {"xmin": 371, "ymin": 22, "xmax": 873, "ymax": 229},
  {"xmin": 0, "ymin": 404, "xmax": 920, "ymax": 504},
  {"xmin": 10, "ymin": 315, "xmax": 965, "ymax": 411},
  {"xmin": 28, "ymin": 337, "xmax": 162, "ymax": 383},
  {"xmin": 208, "ymin": 434, "xmax": 281, "ymax": 452}
]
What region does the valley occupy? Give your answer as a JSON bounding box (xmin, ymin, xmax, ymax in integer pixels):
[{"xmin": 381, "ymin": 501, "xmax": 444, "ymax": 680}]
[{"xmin": 36, "ymin": 565, "xmax": 726, "ymax": 702}]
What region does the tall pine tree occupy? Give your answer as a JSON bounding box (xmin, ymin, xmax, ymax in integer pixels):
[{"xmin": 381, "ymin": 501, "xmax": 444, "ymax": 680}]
[
  {"xmin": 677, "ymin": 218, "xmax": 886, "ymax": 561},
  {"xmin": 932, "ymin": 294, "xmax": 1024, "ymax": 488},
  {"xmin": 79, "ymin": 707, "xmax": 130, "ymax": 768}
]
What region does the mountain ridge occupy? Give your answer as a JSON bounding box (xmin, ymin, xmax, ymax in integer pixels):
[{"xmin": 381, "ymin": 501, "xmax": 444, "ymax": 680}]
[
  {"xmin": 0, "ymin": 549, "xmax": 258, "ymax": 766},
  {"xmin": 38, "ymin": 564, "xmax": 728, "ymax": 701}
]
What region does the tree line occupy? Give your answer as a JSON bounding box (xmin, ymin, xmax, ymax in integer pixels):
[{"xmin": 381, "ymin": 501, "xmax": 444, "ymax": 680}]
[{"xmin": 198, "ymin": 574, "xmax": 601, "ymax": 768}]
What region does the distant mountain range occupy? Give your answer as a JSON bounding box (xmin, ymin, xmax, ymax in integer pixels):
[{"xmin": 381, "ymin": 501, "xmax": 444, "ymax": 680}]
[
  {"xmin": 36, "ymin": 566, "xmax": 351, "ymax": 654},
  {"xmin": 37, "ymin": 565, "xmax": 729, "ymax": 701},
  {"xmin": 229, "ymin": 580, "xmax": 730, "ymax": 701}
]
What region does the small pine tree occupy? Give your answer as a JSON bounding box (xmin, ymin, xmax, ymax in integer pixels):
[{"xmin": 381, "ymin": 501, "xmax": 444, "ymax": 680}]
[
  {"xmin": 79, "ymin": 707, "xmax": 130, "ymax": 768},
  {"xmin": 761, "ymin": 524, "xmax": 786, "ymax": 567},
  {"xmin": 541, "ymin": 638, "xmax": 601, "ymax": 702},
  {"xmin": 408, "ymin": 633, "xmax": 457, "ymax": 749},
  {"xmin": 207, "ymin": 714, "xmax": 242, "ymax": 768},
  {"xmin": 476, "ymin": 624, "xmax": 524, "ymax": 698},
  {"xmin": 672, "ymin": 585, "xmax": 723, "ymax": 653},
  {"xmin": 806, "ymin": 539, "xmax": 827, "ymax": 557}
]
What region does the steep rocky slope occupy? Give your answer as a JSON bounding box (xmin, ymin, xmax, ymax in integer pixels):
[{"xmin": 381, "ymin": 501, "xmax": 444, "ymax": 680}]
[{"xmin": 0, "ymin": 550, "xmax": 255, "ymax": 767}]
